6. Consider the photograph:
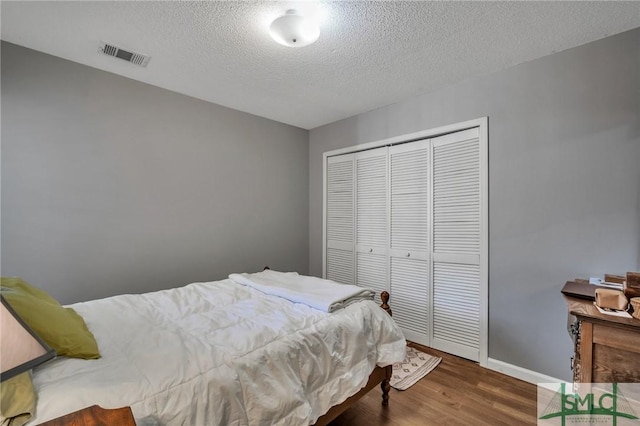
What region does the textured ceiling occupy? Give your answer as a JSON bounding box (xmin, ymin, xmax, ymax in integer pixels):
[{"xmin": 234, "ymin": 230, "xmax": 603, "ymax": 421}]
[{"xmin": 2, "ymin": 1, "xmax": 639, "ymax": 129}]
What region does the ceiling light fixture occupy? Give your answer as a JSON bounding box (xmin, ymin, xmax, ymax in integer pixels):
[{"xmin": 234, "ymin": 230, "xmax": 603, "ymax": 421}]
[{"xmin": 269, "ymin": 9, "xmax": 319, "ymax": 48}]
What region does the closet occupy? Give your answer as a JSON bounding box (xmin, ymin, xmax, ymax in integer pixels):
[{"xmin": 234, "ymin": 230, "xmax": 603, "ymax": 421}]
[{"xmin": 323, "ymin": 123, "xmax": 487, "ymax": 363}]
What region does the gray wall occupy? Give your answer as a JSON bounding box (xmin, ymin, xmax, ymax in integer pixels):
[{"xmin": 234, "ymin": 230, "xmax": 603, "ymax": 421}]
[
  {"xmin": 309, "ymin": 28, "xmax": 640, "ymax": 380},
  {"xmin": 1, "ymin": 42, "xmax": 309, "ymax": 304}
]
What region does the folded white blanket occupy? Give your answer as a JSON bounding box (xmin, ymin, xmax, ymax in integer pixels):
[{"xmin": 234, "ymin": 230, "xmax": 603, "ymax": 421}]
[{"xmin": 229, "ymin": 270, "xmax": 375, "ymax": 313}]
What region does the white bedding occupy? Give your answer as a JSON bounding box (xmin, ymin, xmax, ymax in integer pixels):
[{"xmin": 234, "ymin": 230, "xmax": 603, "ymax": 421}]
[
  {"xmin": 228, "ymin": 270, "xmax": 375, "ymax": 313},
  {"xmin": 30, "ymin": 278, "xmax": 406, "ymax": 425}
]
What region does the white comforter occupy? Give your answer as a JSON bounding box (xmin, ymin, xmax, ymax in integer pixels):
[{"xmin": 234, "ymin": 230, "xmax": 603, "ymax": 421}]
[
  {"xmin": 30, "ymin": 278, "xmax": 406, "ymax": 425},
  {"xmin": 228, "ymin": 270, "xmax": 375, "ymax": 313}
]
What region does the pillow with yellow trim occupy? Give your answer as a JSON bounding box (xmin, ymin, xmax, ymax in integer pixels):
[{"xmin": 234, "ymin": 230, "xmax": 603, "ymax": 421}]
[
  {"xmin": 0, "ymin": 372, "xmax": 36, "ymax": 426},
  {"xmin": 0, "ymin": 277, "xmax": 100, "ymax": 359}
]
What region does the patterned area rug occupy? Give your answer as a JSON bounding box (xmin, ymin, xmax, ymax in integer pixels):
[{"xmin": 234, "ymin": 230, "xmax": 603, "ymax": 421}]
[{"xmin": 390, "ymin": 346, "xmax": 442, "ymax": 390}]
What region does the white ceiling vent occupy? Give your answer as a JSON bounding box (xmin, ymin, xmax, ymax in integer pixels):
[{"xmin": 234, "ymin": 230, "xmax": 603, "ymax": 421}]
[{"xmin": 99, "ymin": 42, "xmax": 150, "ymax": 67}]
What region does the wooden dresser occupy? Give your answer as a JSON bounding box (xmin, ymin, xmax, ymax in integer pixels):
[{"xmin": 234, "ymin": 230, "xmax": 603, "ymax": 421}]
[{"xmin": 566, "ymin": 293, "xmax": 640, "ymax": 383}]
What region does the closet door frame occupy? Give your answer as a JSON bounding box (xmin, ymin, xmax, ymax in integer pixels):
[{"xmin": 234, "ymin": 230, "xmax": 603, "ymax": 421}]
[{"xmin": 323, "ymin": 117, "xmax": 488, "ymax": 367}]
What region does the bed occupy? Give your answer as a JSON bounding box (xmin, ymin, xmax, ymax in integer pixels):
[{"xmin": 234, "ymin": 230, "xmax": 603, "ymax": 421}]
[{"xmin": 26, "ymin": 270, "xmax": 406, "ymax": 425}]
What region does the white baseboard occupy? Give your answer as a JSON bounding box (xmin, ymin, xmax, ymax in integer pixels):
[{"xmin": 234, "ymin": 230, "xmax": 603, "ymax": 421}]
[{"xmin": 487, "ymin": 358, "xmax": 564, "ymax": 385}]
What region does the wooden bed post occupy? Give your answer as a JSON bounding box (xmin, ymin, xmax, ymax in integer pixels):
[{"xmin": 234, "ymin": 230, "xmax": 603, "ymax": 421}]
[
  {"xmin": 380, "ymin": 291, "xmax": 393, "ymax": 406},
  {"xmin": 382, "ymin": 366, "xmax": 392, "ymax": 406},
  {"xmin": 380, "ymin": 291, "xmax": 392, "ymax": 316}
]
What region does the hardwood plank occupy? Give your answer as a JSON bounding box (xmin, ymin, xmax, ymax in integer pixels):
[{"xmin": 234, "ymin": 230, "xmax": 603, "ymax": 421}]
[{"xmin": 329, "ymin": 343, "xmax": 537, "ymax": 426}]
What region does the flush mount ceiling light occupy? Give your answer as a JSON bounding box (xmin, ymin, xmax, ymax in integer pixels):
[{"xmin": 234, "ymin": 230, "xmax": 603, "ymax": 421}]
[{"xmin": 269, "ymin": 9, "xmax": 320, "ymax": 47}]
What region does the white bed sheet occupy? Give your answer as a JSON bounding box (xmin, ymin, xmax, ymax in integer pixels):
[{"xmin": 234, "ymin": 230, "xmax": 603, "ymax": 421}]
[{"xmin": 30, "ymin": 278, "xmax": 406, "ymax": 425}]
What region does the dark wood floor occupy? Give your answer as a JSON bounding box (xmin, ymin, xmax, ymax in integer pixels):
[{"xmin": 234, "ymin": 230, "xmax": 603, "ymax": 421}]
[{"xmin": 329, "ymin": 343, "xmax": 538, "ymax": 426}]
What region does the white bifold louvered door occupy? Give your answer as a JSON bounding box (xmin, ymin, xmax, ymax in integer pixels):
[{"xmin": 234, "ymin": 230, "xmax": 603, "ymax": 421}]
[
  {"xmin": 325, "ymin": 154, "xmax": 355, "ymax": 285},
  {"xmin": 324, "ymin": 121, "xmax": 487, "ymax": 364},
  {"xmin": 355, "ymin": 147, "xmax": 389, "ymax": 303},
  {"xmin": 431, "ymin": 128, "xmax": 482, "ymax": 362},
  {"xmin": 388, "ymin": 140, "xmax": 430, "ymax": 346}
]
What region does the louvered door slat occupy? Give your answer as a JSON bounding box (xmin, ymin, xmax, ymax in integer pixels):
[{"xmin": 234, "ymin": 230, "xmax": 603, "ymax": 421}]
[
  {"xmin": 390, "ymin": 142, "xmax": 429, "ymax": 252},
  {"xmin": 357, "ymin": 252, "xmax": 387, "ymax": 303},
  {"xmin": 433, "ymin": 135, "xmax": 480, "ymax": 255},
  {"xmin": 432, "ymin": 262, "xmax": 480, "ymax": 353},
  {"xmin": 326, "ymin": 248, "xmax": 354, "ymax": 285},
  {"xmin": 390, "ymin": 257, "xmax": 429, "ymax": 343},
  {"xmin": 326, "ymin": 155, "xmax": 355, "ymax": 283},
  {"xmin": 356, "ymin": 151, "xmax": 388, "ymax": 249},
  {"xmin": 327, "ymin": 159, "xmax": 354, "ymax": 243}
]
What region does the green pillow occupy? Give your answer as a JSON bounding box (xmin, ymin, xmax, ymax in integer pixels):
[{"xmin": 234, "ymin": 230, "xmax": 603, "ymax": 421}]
[
  {"xmin": 1, "ymin": 277, "xmax": 100, "ymax": 359},
  {"xmin": 0, "ymin": 372, "xmax": 36, "ymax": 426}
]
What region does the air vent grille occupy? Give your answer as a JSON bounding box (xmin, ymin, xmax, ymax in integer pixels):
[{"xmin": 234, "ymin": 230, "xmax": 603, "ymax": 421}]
[{"xmin": 99, "ymin": 42, "xmax": 150, "ymax": 67}]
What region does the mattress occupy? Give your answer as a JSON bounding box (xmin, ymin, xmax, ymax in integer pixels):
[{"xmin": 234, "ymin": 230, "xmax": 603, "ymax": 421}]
[{"xmin": 30, "ymin": 278, "xmax": 406, "ymax": 425}]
